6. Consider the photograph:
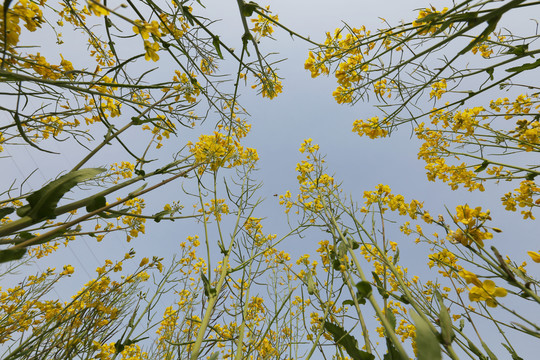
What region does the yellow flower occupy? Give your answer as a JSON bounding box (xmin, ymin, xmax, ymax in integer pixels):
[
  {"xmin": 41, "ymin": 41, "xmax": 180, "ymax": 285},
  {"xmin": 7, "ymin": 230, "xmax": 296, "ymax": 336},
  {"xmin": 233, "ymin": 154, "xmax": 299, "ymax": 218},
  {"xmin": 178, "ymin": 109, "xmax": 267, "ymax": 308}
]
[
  {"xmin": 144, "ymin": 41, "xmax": 160, "ymax": 62},
  {"xmin": 468, "ymin": 280, "xmax": 507, "ymax": 307},
  {"xmin": 61, "ymin": 265, "xmax": 75, "ymax": 275},
  {"xmin": 87, "ymin": 0, "xmax": 110, "ymax": 16},
  {"xmin": 527, "ymin": 251, "xmax": 540, "ymax": 263}
]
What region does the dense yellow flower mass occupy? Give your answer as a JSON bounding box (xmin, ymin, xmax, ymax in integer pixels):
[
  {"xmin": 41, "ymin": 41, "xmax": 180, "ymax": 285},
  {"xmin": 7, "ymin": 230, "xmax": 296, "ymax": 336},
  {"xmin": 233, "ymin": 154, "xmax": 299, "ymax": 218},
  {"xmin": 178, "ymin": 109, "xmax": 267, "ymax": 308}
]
[{"xmin": 188, "ymin": 132, "xmax": 259, "ymax": 174}]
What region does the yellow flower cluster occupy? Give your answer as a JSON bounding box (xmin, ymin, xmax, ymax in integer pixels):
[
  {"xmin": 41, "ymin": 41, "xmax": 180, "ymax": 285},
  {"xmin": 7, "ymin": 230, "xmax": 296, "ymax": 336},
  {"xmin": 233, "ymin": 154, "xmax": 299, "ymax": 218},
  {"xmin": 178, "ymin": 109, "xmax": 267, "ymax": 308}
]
[
  {"xmin": 244, "ymin": 217, "xmax": 276, "ymax": 246},
  {"xmin": 352, "ymin": 116, "xmax": 388, "ymax": 139},
  {"xmin": 170, "ymin": 70, "xmax": 201, "ymax": 104},
  {"xmin": 23, "ymin": 53, "xmax": 74, "ymax": 80},
  {"xmin": 471, "ymin": 37, "xmax": 493, "ymax": 58},
  {"xmin": 250, "ymin": 10, "xmax": 278, "ymax": 39},
  {"xmin": 280, "ymin": 139, "xmax": 337, "ymax": 218},
  {"xmin": 188, "ymin": 132, "xmax": 259, "ymax": 174},
  {"xmin": 362, "ymin": 184, "xmax": 423, "ymax": 219},
  {"xmin": 501, "ymin": 180, "xmax": 539, "ymax": 220},
  {"xmin": 251, "ymin": 69, "xmax": 283, "ymax": 99},
  {"xmin": 447, "ymin": 205, "xmax": 493, "ymax": 247},
  {"xmin": 427, "ymin": 249, "xmax": 462, "ymax": 278},
  {"xmin": 198, "ymin": 198, "xmax": 229, "ymax": 222},
  {"xmin": 0, "ymin": 0, "xmax": 44, "ymax": 58},
  {"xmin": 132, "ymin": 19, "xmax": 163, "ymax": 62},
  {"xmin": 415, "ymin": 120, "xmax": 486, "ymax": 192},
  {"xmin": 374, "ymin": 79, "xmax": 391, "ymax": 98},
  {"xmin": 108, "ymin": 161, "xmax": 136, "ymax": 183},
  {"xmin": 141, "ymin": 115, "xmax": 175, "ymax": 149},
  {"xmin": 305, "ymin": 26, "xmax": 371, "ymax": 103},
  {"xmin": 429, "ymin": 79, "xmax": 447, "ymax": 99},
  {"xmin": 411, "ymin": 6, "xmax": 449, "ymax": 35},
  {"xmin": 119, "ymin": 197, "xmax": 146, "ymax": 242},
  {"xmin": 86, "ymin": 0, "xmax": 109, "ymax": 16}
]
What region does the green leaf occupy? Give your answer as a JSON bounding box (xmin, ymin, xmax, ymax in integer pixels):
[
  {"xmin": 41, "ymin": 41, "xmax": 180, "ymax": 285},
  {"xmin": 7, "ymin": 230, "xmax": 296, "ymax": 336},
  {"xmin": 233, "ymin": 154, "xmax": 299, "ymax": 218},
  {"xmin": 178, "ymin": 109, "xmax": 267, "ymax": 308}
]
[
  {"xmin": 504, "ymin": 44, "xmax": 528, "ymax": 57},
  {"xmin": 16, "ymin": 205, "xmax": 31, "ymax": 217},
  {"xmin": 506, "ymin": 58, "xmax": 540, "ymax": 73},
  {"xmin": 241, "ymin": 32, "xmax": 252, "ymax": 56},
  {"xmin": 372, "ymin": 272, "xmax": 389, "ymax": 299},
  {"xmin": 24, "ymin": 168, "xmax": 105, "ymax": 222},
  {"xmin": 86, "ymin": 196, "xmax": 106, "ymax": 213},
  {"xmin": 201, "ymin": 271, "xmax": 216, "ymax": 299},
  {"xmin": 0, "ymin": 248, "xmax": 26, "ymax": 264},
  {"xmin": 152, "ymin": 209, "xmax": 173, "ymax": 223},
  {"xmin": 383, "ymin": 337, "xmax": 402, "ymax": 360},
  {"xmin": 486, "ymin": 67, "xmax": 494, "ymax": 80},
  {"xmin": 343, "ymin": 299, "xmax": 355, "ymax": 306},
  {"xmin": 182, "ymin": 6, "xmax": 195, "ymax": 25},
  {"xmin": 18, "ymin": 231, "xmax": 34, "ymax": 240},
  {"xmin": 481, "ymin": 340, "xmax": 498, "ymax": 360},
  {"xmin": 410, "ymin": 310, "xmax": 442, "ymax": 360},
  {"xmin": 525, "ymin": 172, "xmax": 537, "ymax": 181},
  {"xmin": 97, "ymin": 210, "xmax": 129, "ymax": 219},
  {"xmin": 459, "ymin": 15, "xmax": 501, "ymax": 56},
  {"xmin": 208, "ymin": 352, "xmax": 219, "ymax": 360},
  {"xmin": 501, "ymin": 343, "xmax": 523, "ymax": 360},
  {"xmin": 114, "ymin": 339, "xmax": 125, "ymax": 353},
  {"xmin": 355, "ymin": 281, "xmax": 372, "ymax": 299},
  {"xmin": 212, "ymin": 36, "xmax": 223, "ymax": 59},
  {"xmin": 399, "ymin": 295, "xmax": 410, "ymax": 304},
  {"xmin": 306, "ymin": 271, "xmax": 316, "ymax": 295},
  {"xmin": 0, "ymin": 207, "xmax": 14, "ymax": 219},
  {"xmin": 475, "ymin": 160, "xmax": 489, "ymax": 173},
  {"xmin": 385, "ymin": 307, "xmax": 396, "ymax": 330},
  {"xmin": 241, "ymin": 1, "xmax": 258, "ymax": 17},
  {"xmin": 128, "ymin": 183, "xmax": 147, "ymax": 197},
  {"xmin": 323, "ymin": 321, "xmax": 375, "ymax": 360},
  {"xmin": 393, "ymin": 247, "xmax": 400, "ymax": 265},
  {"xmin": 436, "ymin": 291, "xmax": 455, "ymax": 346},
  {"xmin": 338, "ymin": 241, "xmax": 348, "ymax": 257},
  {"xmin": 467, "ymin": 339, "xmax": 486, "ymax": 359}
]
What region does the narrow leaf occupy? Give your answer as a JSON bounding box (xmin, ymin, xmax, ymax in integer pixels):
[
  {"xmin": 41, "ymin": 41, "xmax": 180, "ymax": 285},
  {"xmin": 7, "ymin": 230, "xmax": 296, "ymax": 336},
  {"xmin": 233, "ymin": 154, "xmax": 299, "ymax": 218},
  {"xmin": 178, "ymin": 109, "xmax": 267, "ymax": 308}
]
[
  {"xmin": 410, "ymin": 310, "xmax": 442, "ymax": 360},
  {"xmin": 306, "ymin": 271, "xmax": 316, "ymax": 295},
  {"xmin": 355, "ymin": 281, "xmax": 373, "ymax": 300},
  {"xmin": 0, "ymin": 207, "xmax": 14, "ymax": 219},
  {"xmin": 25, "ymin": 168, "xmax": 105, "ymax": 222},
  {"xmin": 212, "ymin": 36, "xmax": 223, "ymax": 59},
  {"xmin": 383, "ymin": 337, "xmax": 402, "ymax": 360},
  {"xmin": 436, "ymin": 292, "xmax": 455, "ymax": 345},
  {"xmin": 475, "ymin": 160, "xmax": 489, "ymax": 173},
  {"xmin": 0, "ymin": 248, "xmax": 26, "ymax": 264},
  {"xmin": 459, "ymin": 15, "xmax": 501, "ymax": 55},
  {"xmin": 385, "ymin": 307, "xmax": 396, "ymax": 330},
  {"xmin": 481, "ymin": 340, "xmax": 498, "ymax": 360},
  {"xmin": 323, "ymin": 321, "xmax": 375, "ymax": 360},
  {"xmin": 467, "ymin": 339, "xmax": 486, "ymax": 359},
  {"xmin": 501, "ymin": 343, "xmax": 523, "ymax": 360},
  {"xmin": 152, "ymin": 209, "xmax": 173, "ymax": 223},
  {"xmin": 241, "ymin": 1, "xmax": 258, "ymax": 17},
  {"xmin": 393, "ymin": 247, "xmax": 400, "ymax": 265},
  {"xmin": 86, "ymin": 196, "xmax": 106, "ymax": 213},
  {"xmin": 506, "ymin": 58, "xmax": 540, "ymax": 73}
]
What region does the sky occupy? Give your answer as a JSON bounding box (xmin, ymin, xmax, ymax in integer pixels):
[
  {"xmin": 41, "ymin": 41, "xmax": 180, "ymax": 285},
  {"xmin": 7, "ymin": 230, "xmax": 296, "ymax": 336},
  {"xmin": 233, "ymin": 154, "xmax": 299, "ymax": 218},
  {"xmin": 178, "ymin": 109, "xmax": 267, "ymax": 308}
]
[{"xmin": 2, "ymin": 0, "xmax": 539, "ymax": 358}]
